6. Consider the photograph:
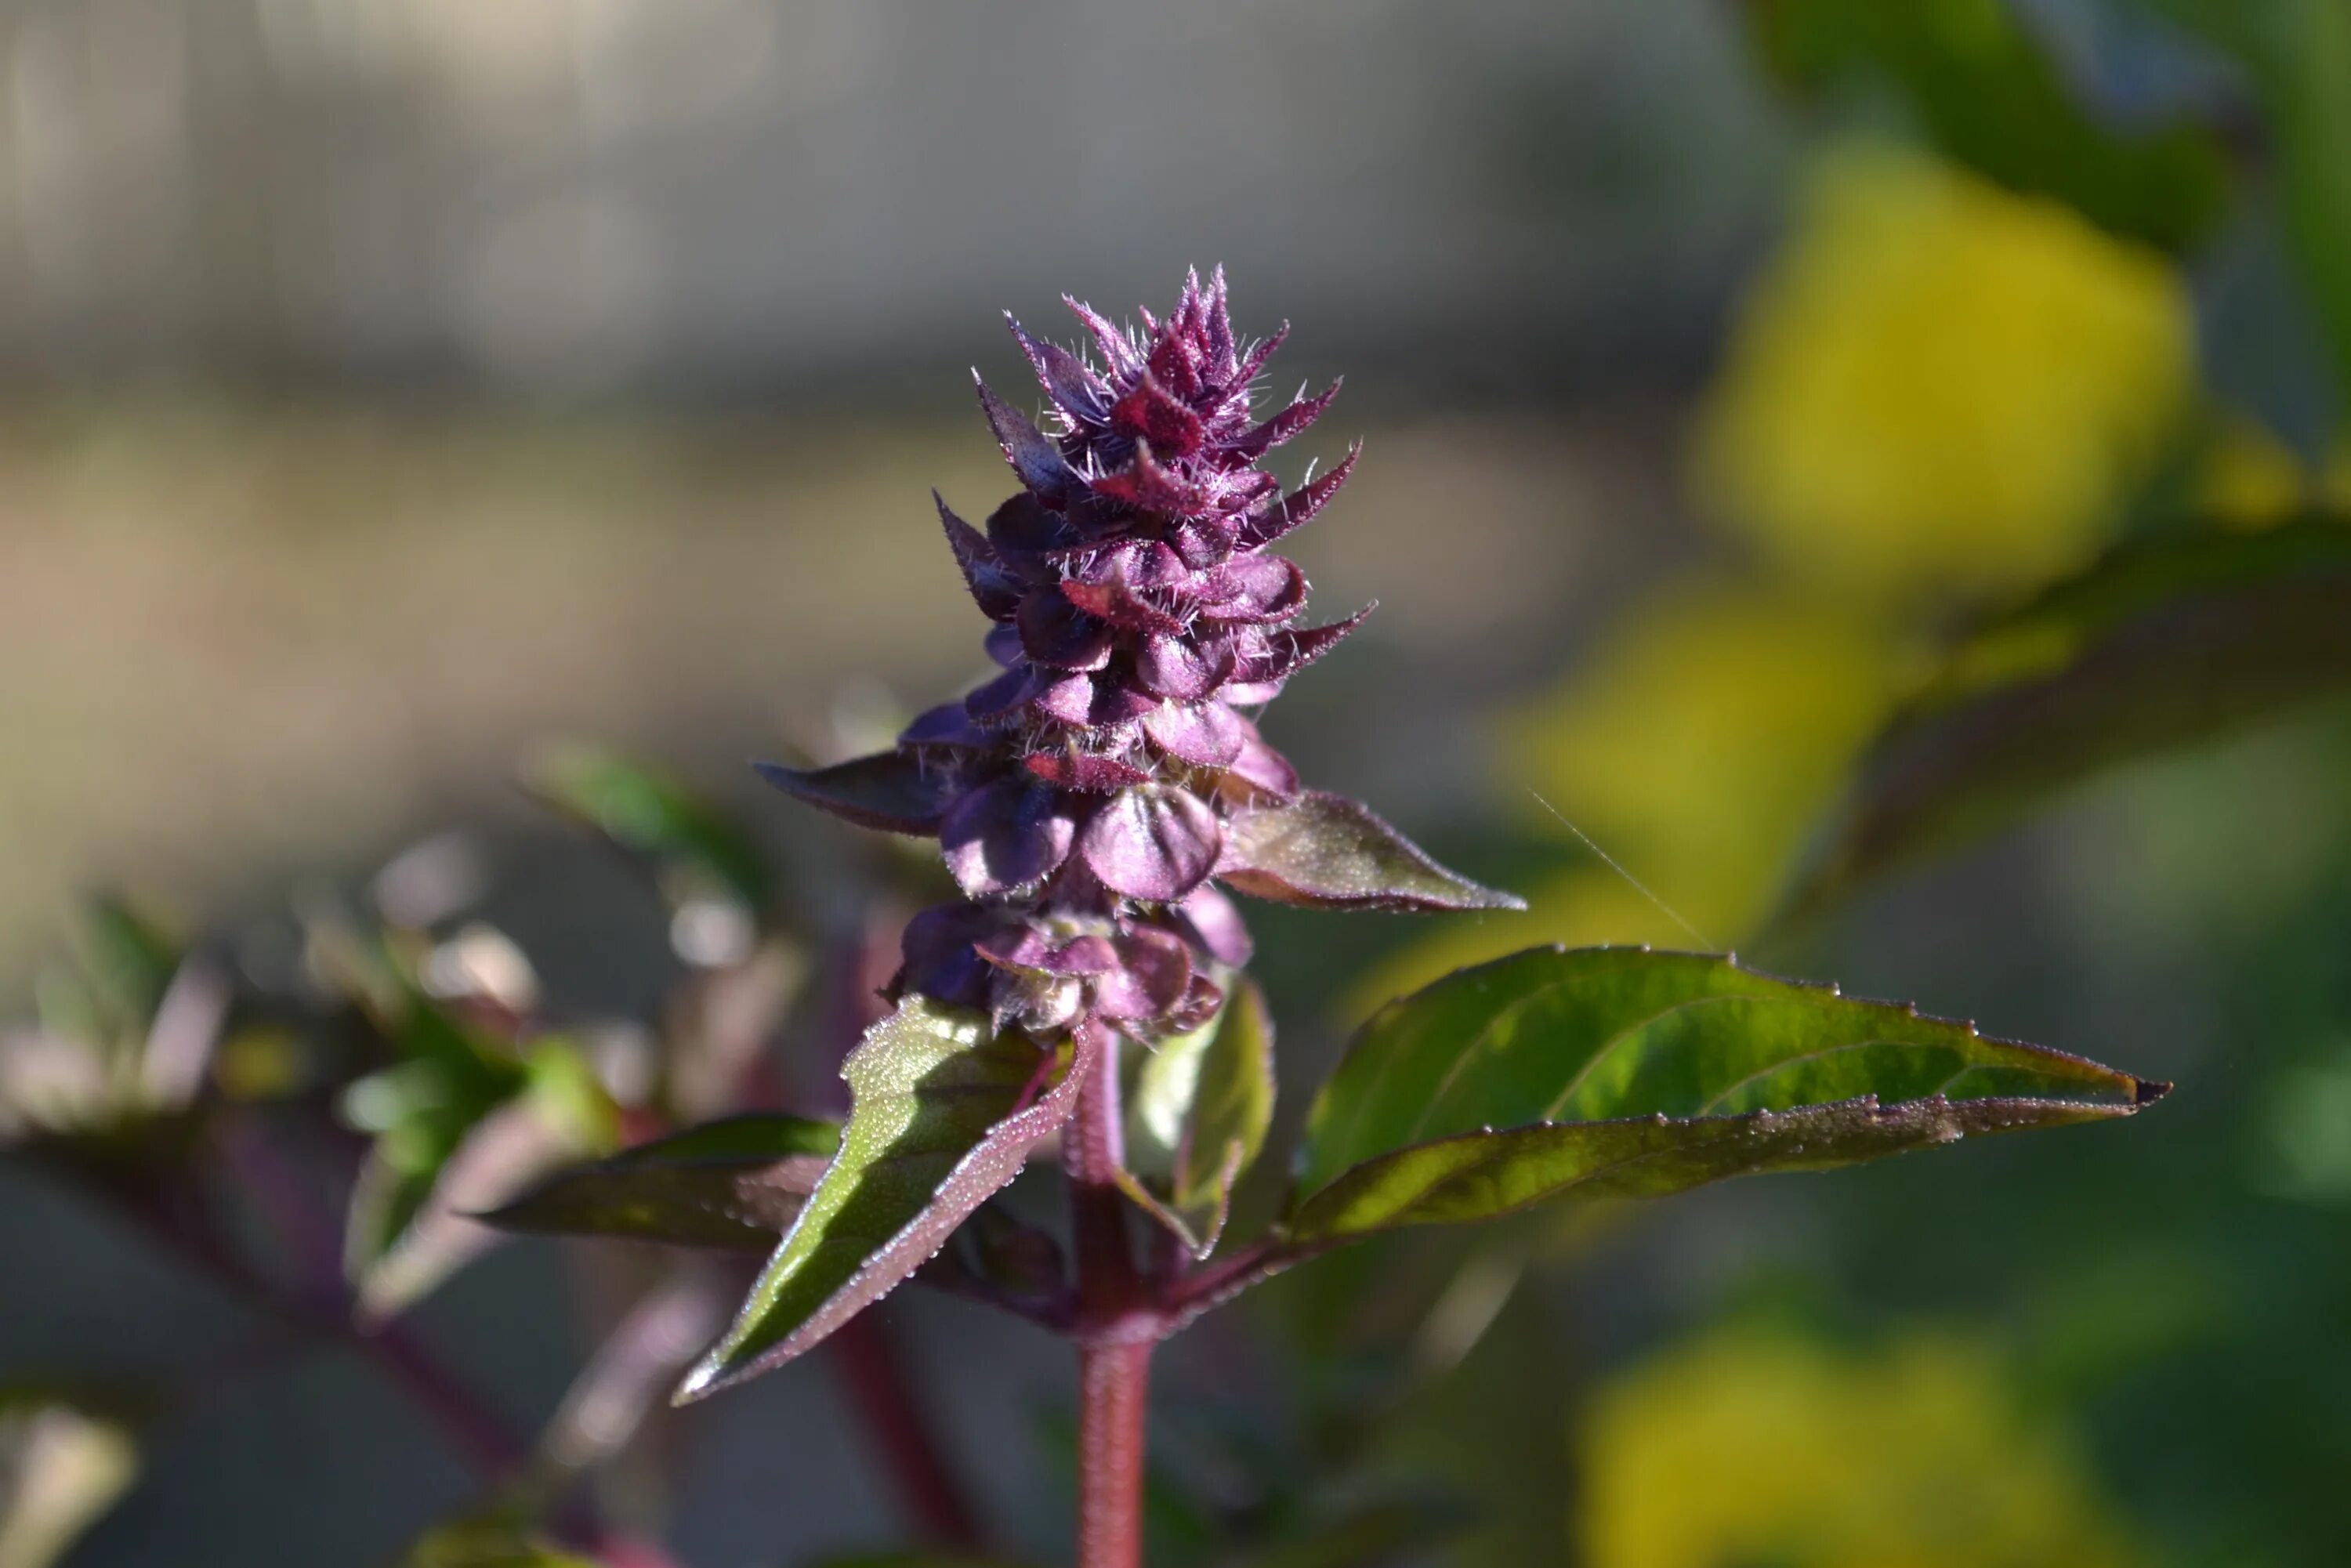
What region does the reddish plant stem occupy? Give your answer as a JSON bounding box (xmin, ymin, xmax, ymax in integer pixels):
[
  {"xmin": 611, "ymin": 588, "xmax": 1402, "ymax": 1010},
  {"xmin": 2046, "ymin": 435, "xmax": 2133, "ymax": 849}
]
[
  {"xmin": 831, "ymin": 1313, "xmax": 984, "ymax": 1548},
  {"xmin": 1067, "ymin": 1034, "xmax": 1155, "ymax": 1568}
]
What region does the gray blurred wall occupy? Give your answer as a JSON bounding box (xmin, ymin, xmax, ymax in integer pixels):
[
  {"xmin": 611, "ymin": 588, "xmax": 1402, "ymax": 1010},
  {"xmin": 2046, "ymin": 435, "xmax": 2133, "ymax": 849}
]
[{"xmin": 0, "ymin": 0, "xmax": 1785, "ymax": 397}]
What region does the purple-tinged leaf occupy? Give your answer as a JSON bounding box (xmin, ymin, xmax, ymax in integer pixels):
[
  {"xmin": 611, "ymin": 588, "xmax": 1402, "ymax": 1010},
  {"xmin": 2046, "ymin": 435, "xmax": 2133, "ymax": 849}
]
[
  {"xmin": 895, "ymin": 904, "xmax": 1002, "ymax": 1011},
  {"xmin": 1227, "ymin": 378, "xmax": 1341, "ymax": 460},
  {"xmin": 1143, "ymin": 700, "xmax": 1250, "ymax": 768},
  {"xmin": 1218, "ymin": 791, "xmax": 1521, "ymax": 912},
  {"xmin": 1007, "ymin": 312, "xmax": 1110, "ymax": 423},
  {"xmin": 935, "ymin": 491, "xmax": 1023, "ymax": 621},
  {"xmin": 1120, "ymin": 977, "xmax": 1275, "ymax": 1256},
  {"xmin": 1232, "ymin": 605, "xmax": 1374, "ymax": 686},
  {"xmin": 755, "ymin": 752, "xmax": 958, "ymax": 836},
  {"xmin": 1078, "ymin": 784, "xmax": 1224, "ymax": 901},
  {"xmin": 973, "ymin": 375, "xmax": 1074, "ymax": 502},
  {"xmin": 1221, "ymin": 735, "xmax": 1301, "ymax": 800},
  {"xmin": 676, "ymin": 1001, "xmax": 1100, "ymax": 1400},
  {"xmin": 1290, "ymin": 947, "xmax": 2166, "ymax": 1241},
  {"xmin": 482, "ymin": 1113, "xmax": 842, "ymax": 1253},
  {"xmin": 1239, "ymin": 440, "xmax": 1360, "ymax": 550},
  {"xmin": 940, "ymin": 777, "xmax": 1079, "ymax": 896},
  {"xmin": 1167, "ymin": 513, "xmax": 1237, "ymax": 570}
]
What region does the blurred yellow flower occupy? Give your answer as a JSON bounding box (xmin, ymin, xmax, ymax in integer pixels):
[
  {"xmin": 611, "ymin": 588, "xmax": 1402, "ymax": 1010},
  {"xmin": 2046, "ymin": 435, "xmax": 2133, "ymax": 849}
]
[
  {"xmin": 1580, "ymin": 1325, "xmax": 2142, "ymax": 1568},
  {"xmin": 1696, "ymin": 145, "xmax": 2194, "ymax": 599},
  {"xmin": 1357, "ymin": 585, "xmax": 1901, "ymax": 1010},
  {"xmin": 2197, "ymin": 416, "xmax": 2351, "ymax": 527}
]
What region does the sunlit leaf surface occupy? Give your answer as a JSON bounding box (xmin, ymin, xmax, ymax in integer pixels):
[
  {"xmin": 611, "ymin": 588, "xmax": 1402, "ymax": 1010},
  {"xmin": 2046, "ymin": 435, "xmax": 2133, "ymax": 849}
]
[
  {"xmin": 1289, "ymin": 947, "xmax": 2161, "ymax": 1241},
  {"xmin": 677, "ymin": 999, "xmax": 1096, "ymax": 1400}
]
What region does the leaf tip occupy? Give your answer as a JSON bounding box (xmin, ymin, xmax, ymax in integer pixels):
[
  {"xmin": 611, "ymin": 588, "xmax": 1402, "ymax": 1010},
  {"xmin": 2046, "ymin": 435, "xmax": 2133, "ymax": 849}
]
[{"xmin": 2133, "ymin": 1077, "xmax": 2173, "ymax": 1107}]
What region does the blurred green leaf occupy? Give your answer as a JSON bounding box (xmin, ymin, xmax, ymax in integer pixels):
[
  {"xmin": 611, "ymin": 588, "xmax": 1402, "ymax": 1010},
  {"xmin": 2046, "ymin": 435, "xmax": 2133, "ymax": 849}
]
[
  {"xmin": 0, "ymin": 1396, "xmax": 138, "ymax": 1568},
  {"xmin": 677, "ymin": 1001, "xmax": 1099, "ymax": 1401},
  {"xmin": 2145, "ymin": 0, "xmax": 2351, "ymax": 396},
  {"xmin": 1750, "ymin": 0, "xmax": 2229, "ymax": 251},
  {"xmin": 1287, "ymin": 947, "xmax": 2161, "ymax": 1243},
  {"xmin": 485, "ymin": 1112, "xmax": 842, "ymax": 1251},
  {"xmin": 1121, "ymin": 979, "xmax": 1276, "ymax": 1257},
  {"xmin": 527, "ymin": 743, "xmax": 770, "ymax": 914},
  {"xmin": 396, "ymin": 1513, "xmax": 599, "ymax": 1568},
  {"xmin": 353, "ymin": 1041, "xmax": 619, "ymax": 1322},
  {"xmin": 341, "ymin": 987, "xmax": 533, "ymax": 1280},
  {"xmin": 1783, "ymin": 518, "xmax": 2351, "ymax": 918}
]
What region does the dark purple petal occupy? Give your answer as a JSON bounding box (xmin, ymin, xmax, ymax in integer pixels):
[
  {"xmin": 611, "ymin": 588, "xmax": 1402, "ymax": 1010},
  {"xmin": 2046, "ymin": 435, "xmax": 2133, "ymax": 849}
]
[
  {"xmin": 893, "ymin": 904, "xmax": 1000, "ymax": 1009},
  {"xmin": 1200, "ymin": 264, "xmax": 1237, "ymax": 379},
  {"xmin": 1077, "ymin": 784, "xmax": 1223, "ymax": 901},
  {"xmin": 1237, "ymin": 440, "xmax": 1359, "ymax": 550},
  {"xmin": 936, "ymin": 491, "xmax": 1023, "ymax": 621},
  {"xmin": 1089, "ymin": 444, "xmax": 1210, "ymax": 515},
  {"xmin": 987, "ymin": 491, "xmax": 1085, "ymax": 563},
  {"xmin": 975, "ymin": 925, "xmax": 1119, "ymax": 977},
  {"xmin": 1092, "ymin": 925, "xmax": 1194, "ymax": 1021},
  {"xmin": 1230, "ymin": 320, "xmax": 1290, "ymax": 390},
  {"xmin": 1166, "ymin": 972, "xmax": 1226, "ymax": 1034},
  {"xmin": 1016, "ymin": 590, "xmax": 1114, "ymax": 672},
  {"xmin": 1137, "ymin": 632, "xmax": 1233, "ymax": 701},
  {"xmin": 1099, "ymin": 539, "xmax": 1193, "ymax": 592},
  {"xmin": 1065, "ymin": 295, "xmax": 1142, "ymax": 382},
  {"xmin": 1142, "ymin": 701, "xmax": 1249, "ymax": 768},
  {"xmin": 1172, "ymin": 883, "xmax": 1254, "ymax": 968},
  {"xmin": 1007, "ymin": 313, "xmax": 1110, "ymax": 424},
  {"xmin": 1031, "ymin": 671, "xmax": 1102, "ymax": 726},
  {"xmin": 1023, "ymin": 750, "xmax": 1154, "ymax": 792},
  {"xmin": 900, "ymin": 701, "xmax": 991, "ymax": 750},
  {"xmin": 755, "ymin": 751, "xmax": 958, "ymax": 835},
  {"xmin": 983, "ymin": 622, "xmax": 1024, "ymax": 668},
  {"xmin": 940, "ymin": 777, "xmax": 1080, "ymax": 896},
  {"xmin": 1226, "ymin": 378, "xmax": 1341, "ymax": 461},
  {"xmin": 1198, "ymin": 554, "xmax": 1306, "ymax": 624},
  {"xmin": 965, "ymin": 664, "xmax": 1041, "ymax": 722},
  {"xmin": 1063, "ymin": 572, "xmax": 1186, "ymax": 636},
  {"xmin": 974, "ymin": 375, "xmax": 1074, "ymax": 502},
  {"xmin": 1108, "ymin": 375, "xmax": 1205, "ymax": 458},
  {"xmin": 1167, "ymin": 513, "xmax": 1236, "ymax": 570}
]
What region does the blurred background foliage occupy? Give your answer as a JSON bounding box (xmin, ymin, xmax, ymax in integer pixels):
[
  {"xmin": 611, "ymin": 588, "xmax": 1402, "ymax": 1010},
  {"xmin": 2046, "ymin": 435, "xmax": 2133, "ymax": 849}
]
[{"xmin": 3, "ymin": 1, "xmax": 2350, "ymax": 1566}]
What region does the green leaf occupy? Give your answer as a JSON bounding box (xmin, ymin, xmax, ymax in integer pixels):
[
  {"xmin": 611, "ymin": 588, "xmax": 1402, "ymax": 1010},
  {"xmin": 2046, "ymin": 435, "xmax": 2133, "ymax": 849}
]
[
  {"xmin": 1783, "ymin": 520, "xmax": 2351, "ymax": 918},
  {"xmin": 1220, "ymin": 793, "xmax": 1525, "ymax": 913},
  {"xmin": 1288, "ymin": 947, "xmax": 2162, "ymax": 1243},
  {"xmin": 526, "ymin": 743, "xmax": 770, "ymax": 912},
  {"xmin": 398, "ymin": 1513, "xmax": 600, "ymax": 1568},
  {"xmin": 1749, "ymin": 0, "xmax": 2229, "ymax": 252},
  {"xmin": 676, "ymin": 999, "xmax": 1098, "ymax": 1401},
  {"xmin": 1120, "ymin": 978, "xmax": 1277, "ymax": 1256},
  {"xmin": 484, "ymin": 1113, "xmax": 842, "ymax": 1251}
]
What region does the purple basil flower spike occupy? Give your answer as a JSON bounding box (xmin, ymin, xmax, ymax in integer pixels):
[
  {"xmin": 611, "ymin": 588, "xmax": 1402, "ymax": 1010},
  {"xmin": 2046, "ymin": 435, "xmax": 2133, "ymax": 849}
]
[{"xmin": 759, "ymin": 270, "xmax": 1520, "ymax": 1045}]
